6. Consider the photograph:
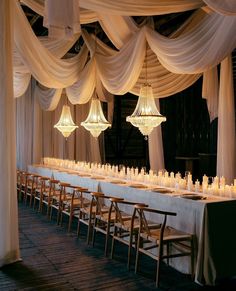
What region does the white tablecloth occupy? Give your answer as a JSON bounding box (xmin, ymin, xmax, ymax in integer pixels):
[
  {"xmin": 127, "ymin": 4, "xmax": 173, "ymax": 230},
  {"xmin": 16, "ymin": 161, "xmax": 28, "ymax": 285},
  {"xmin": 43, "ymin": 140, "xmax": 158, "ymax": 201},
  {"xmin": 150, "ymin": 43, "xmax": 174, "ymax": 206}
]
[{"xmin": 28, "ymin": 165, "xmax": 236, "ymax": 286}]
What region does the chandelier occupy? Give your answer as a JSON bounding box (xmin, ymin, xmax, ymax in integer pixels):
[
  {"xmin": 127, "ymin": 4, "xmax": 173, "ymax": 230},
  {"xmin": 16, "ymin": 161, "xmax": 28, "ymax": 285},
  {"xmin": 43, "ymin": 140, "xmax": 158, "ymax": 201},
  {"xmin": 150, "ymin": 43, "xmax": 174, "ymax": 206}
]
[
  {"xmin": 126, "ymin": 83, "xmax": 166, "ymax": 136},
  {"xmin": 81, "ymin": 97, "xmax": 111, "ymax": 138},
  {"xmin": 54, "ymin": 105, "xmax": 78, "ymax": 138},
  {"xmin": 126, "ymin": 43, "xmax": 166, "ymax": 136}
]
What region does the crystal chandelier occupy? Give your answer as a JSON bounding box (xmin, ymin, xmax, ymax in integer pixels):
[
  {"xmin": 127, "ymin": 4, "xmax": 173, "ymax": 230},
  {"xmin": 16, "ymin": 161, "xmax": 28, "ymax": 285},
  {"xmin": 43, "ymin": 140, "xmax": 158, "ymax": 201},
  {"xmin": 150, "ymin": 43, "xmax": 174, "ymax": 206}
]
[
  {"xmin": 126, "ymin": 83, "xmax": 166, "ymax": 136},
  {"xmin": 81, "ymin": 97, "xmax": 111, "ymax": 138},
  {"xmin": 126, "ymin": 43, "xmax": 166, "ymax": 136},
  {"xmin": 54, "ymin": 105, "xmax": 78, "ymax": 138}
]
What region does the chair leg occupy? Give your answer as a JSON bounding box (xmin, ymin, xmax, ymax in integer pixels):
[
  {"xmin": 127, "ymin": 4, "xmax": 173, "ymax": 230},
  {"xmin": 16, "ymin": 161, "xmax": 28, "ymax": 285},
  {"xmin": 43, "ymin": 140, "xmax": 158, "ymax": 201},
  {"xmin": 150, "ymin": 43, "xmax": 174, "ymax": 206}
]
[
  {"xmin": 105, "ymin": 220, "xmax": 111, "ymax": 256},
  {"xmin": 86, "ymin": 213, "xmax": 92, "ymax": 244},
  {"xmin": 127, "ymin": 229, "xmax": 134, "ymax": 270},
  {"xmin": 111, "ymin": 225, "xmax": 117, "ymax": 259},
  {"xmin": 156, "ymin": 241, "xmax": 164, "ymax": 288},
  {"xmin": 135, "ymin": 233, "xmax": 141, "ymax": 274},
  {"xmin": 57, "ymin": 208, "xmax": 61, "ymax": 225},
  {"xmin": 77, "ymin": 212, "xmax": 81, "ymax": 237},
  {"xmin": 47, "ymin": 200, "xmax": 51, "ymax": 217},
  {"xmin": 49, "ymin": 205, "xmax": 53, "ymax": 220},
  {"xmin": 190, "ymin": 237, "xmax": 195, "ymax": 280},
  {"xmin": 92, "ymin": 217, "xmax": 97, "ymax": 247},
  {"xmin": 68, "ymin": 212, "xmax": 73, "ymax": 232}
]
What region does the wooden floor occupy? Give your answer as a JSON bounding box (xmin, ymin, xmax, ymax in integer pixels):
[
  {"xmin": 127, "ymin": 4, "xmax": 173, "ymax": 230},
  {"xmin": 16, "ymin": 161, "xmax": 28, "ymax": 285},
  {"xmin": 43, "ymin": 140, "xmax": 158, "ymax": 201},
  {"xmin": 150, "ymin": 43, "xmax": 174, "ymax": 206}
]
[{"xmin": 0, "ymin": 203, "xmax": 235, "ymax": 291}]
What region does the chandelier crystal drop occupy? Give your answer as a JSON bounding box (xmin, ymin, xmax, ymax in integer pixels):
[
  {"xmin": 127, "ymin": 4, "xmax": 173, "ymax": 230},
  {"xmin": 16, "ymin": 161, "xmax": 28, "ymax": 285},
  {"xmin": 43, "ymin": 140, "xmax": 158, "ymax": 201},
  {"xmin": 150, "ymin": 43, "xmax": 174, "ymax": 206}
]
[
  {"xmin": 81, "ymin": 98, "xmax": 111, "ymax": 138},
  {"xmin": 54, "ymin": 105, "xmax": 78, "ymax": 138},
  {"xmin": 126, "ymin": 83, "xmax": 166, "ymax": 136}
]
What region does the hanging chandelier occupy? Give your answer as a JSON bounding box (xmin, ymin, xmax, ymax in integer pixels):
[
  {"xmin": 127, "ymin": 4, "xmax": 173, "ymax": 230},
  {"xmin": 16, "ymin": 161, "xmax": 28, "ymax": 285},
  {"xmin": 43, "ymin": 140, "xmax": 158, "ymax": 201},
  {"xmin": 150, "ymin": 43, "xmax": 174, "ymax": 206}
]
[
  {"xmin": 126, "ymin": 83, "xmax": 166, "ymax": 136},
  {"xmin": 54, "ymin": 105, "xmax": 78, "ymax": 138},
  {"xmin": 81, "ymin": 97, "xmax": 111, "ymax": 138},
  {"xmin": 126, "ymin": 42, "xmax": 166, "ymax": 136}
]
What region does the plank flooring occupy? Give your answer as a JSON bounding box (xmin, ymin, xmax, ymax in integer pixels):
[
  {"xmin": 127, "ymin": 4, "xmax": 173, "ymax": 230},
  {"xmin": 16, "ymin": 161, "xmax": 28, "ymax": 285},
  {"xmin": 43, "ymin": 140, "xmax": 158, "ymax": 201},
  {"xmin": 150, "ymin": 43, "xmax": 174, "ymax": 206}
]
[{"xmin": 0, "ymin": 203, "xmax": 235, "ymax": 290}]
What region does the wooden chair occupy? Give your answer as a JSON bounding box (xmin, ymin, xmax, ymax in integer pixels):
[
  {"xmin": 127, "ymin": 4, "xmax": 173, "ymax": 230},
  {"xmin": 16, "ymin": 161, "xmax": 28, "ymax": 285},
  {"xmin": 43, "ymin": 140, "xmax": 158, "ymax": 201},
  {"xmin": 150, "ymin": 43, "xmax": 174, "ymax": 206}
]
[
  {"xmin": 49, "ymin": 182, "xmax": 71, "ymax": 224},
  {"xmin": 25, "ymin": 174, "xmax": 41, "ymax": 206},
  {"xmin": 19, "ymin": 171, "xmax": 31, "ymax": 202},
  {"xmin": 109, "ymin": 198, "xmax": 149, "ymax": 269},
  {"xmin": 42, "ymin": 179, "xmax": 61, "ymax": 216},
  {"xmin": 33, "ymin": 176, "xmax": 50, "ymax": 211},
  {"xmin": 16, "ymin": 170, "xmax": 23, "ymax": 199},
  {"xmin": 91, "ymin": 192, "xmax": 123, "ymax": 256},
  {"xmin": 77, "ymin": 192, "xmax": 109, "ymax": 244},
  {"xmin": 60, "ymin": 186, "xmax": 90, "ymax": 232},
  {"xmin": 134, "ymin": 204, "xmax": 194, "ymax": 287}
]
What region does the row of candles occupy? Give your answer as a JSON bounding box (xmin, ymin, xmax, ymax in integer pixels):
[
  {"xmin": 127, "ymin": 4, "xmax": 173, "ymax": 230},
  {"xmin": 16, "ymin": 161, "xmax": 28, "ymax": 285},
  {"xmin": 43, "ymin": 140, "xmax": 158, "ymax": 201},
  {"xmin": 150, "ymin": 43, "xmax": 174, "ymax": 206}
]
[{"xmin": 42, "ymin": 157, "xmax": 236, "ymax": 198}]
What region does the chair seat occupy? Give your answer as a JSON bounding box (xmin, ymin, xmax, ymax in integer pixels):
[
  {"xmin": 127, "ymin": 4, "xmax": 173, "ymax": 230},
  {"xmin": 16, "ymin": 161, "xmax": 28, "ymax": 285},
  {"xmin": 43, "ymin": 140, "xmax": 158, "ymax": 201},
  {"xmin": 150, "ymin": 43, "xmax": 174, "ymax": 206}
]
[{"xmin": 143, "ymin": 226, "xmax": 192, "ymax": 242}]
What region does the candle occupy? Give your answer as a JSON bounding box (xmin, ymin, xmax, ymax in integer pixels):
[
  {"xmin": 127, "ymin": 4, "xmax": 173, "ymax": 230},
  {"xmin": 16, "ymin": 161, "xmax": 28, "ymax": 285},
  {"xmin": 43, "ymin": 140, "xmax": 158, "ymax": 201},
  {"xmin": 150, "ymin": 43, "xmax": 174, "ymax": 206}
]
[
  {"xmin": 195, "ymin": 180, "xmax": 200, "ymax": 192},
  {"xmin": 220, "ymin": 176, "xmax": 225, "ymax": 188}
]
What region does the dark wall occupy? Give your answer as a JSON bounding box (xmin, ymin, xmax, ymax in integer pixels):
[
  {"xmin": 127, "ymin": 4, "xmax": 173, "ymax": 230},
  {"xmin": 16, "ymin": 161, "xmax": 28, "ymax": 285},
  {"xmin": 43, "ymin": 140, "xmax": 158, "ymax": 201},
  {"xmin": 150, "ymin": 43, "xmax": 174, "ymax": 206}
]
[{"xmin": 160, "ymin": 77, "xmax": 217, "ymax": 180}]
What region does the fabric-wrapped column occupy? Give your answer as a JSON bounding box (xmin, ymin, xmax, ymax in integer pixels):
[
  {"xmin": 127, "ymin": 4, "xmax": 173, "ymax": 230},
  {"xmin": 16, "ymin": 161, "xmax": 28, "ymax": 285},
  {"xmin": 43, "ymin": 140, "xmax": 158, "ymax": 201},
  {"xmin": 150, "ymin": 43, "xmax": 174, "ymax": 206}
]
[{"xmin": 0, "ymin": 0, "xmax": 20, "ymax": 267}]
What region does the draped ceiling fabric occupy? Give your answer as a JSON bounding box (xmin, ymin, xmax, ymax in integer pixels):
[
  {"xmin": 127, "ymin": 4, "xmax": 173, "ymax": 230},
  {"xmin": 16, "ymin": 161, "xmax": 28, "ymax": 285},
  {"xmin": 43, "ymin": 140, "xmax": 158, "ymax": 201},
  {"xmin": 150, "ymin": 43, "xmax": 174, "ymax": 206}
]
[
  {"xmin": 44, "ymin": 0, "xmax": 81, "ymax": 38},
  {"xmin": 0, "ymin": 0, "xmax": 20, "ymax": 267},
  {"xmin": 13, "ymin": 0, "xmax": 236, "ymax": 183},
  {"xmin": 217, "ymin": 56, "xmax": 236, "ymax": 184}
]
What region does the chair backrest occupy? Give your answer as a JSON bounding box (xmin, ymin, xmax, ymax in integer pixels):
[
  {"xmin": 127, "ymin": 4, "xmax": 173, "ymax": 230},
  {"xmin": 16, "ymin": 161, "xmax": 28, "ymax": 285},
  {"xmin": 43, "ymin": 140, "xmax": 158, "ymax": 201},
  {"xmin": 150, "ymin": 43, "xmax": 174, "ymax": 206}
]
[
  {"xmin": 109, "ymin": 198, "xmax": 147, "ymax": 225},
  {"xmin": 38, "ymin": 176, "xmax": 50, "ymax": 192},
  {"xmin": 134, "ymin": 205, "xmax": 177, "ymax": 238},
  {"xmin": 90, "ymin": 192, "xmax": 122, "ymax": 218}
]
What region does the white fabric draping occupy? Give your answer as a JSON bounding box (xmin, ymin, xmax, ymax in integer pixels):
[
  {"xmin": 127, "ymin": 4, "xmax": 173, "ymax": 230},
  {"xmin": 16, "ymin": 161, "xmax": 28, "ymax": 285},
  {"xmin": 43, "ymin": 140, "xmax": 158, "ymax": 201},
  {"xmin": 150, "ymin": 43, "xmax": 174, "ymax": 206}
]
[
  {"xmin": 35, "ymin": 85, "xmax": 63, "ymax": 111},
  {"xmin": 202, "ymin": 67, "xmax": 219, "ymax": 122},
  {"xmin": 14, "ymin": 72, "xmax": 31, "ymax": 98},
  {"xmin": 217, "ymin": 56, "xmax": 236, "ymax": 184},
  {"xmin": 0, "ymin": 0, "xmax": 20, "ymax": 267},
  {"xmin": 66, "ymin": 58, "xmax": 96, "ymax": 104},
  {"xmin": 148, "ymin": 99, "xmax": 165, "ymax": 171},
  {"xmin": 146, "ymin": 12, "xmax": 236, "ymax": 74},
  {"xmin": 203, "ymin": 0, "xmax": 236, "ymax": 15},
  {"xmin": 79, "ymin": 0, "xmax": 204, "ymax": 15},
  {"xmin": 44, "ymin": 0, "xmax": 81, "ymax": 38},
  {"xmin": 14, "ymin": 0, "xmax": 88, "ymax": 88},
  {"xmin": 16, "ymin": 80, "xmax": 43, "ymax": 170},
  {"xmin": 21, "ymin": 0, "xmax": 98, "ymax": 23}
]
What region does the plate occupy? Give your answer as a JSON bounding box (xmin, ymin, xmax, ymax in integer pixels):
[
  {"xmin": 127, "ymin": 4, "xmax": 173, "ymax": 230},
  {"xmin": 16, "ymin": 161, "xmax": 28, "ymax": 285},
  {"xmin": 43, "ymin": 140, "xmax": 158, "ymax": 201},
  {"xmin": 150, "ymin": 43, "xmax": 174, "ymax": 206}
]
[
  {"xmin": 91, "ymin": 175, "xmax": 105, "ymax": 180},
  {"xmin": 180, "ymin": 193, "xmax": 206, "ymax": 200},
  {"xmin": 129, "ymin": 184, "xmax": 148, "ymax": 189},
  {"xmin": 110, "ymin": 180, "xmax": 126, "ymax": 184},
  {"xmin": 78, "ymin": 173, "xmax": 91, "ymax": 177},
  {"xmin": 151, "ymin": 188, "xmax": 173, "ymax": 194}
]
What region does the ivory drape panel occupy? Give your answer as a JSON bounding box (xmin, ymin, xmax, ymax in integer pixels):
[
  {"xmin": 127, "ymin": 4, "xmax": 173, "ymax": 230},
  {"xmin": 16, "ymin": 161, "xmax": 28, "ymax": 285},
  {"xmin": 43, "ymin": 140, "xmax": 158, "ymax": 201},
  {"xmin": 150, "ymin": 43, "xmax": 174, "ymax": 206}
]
[
  {"xmin": 0, "ymin": 0, "xmax": 20, "ymax": 267},
  {"xmin": 203, "ymin": 0, "xmax": 236, "ymax": 15},
  {"xmin": 16, "ymin": 80, "xmax": 43, "ymax": 170},
  {"xmin": 79, "ymin": 0, "xmax": 204, "ymax": 15},
  {"xmin": 202, "ymin": 67, "xmax": 219, "ymax": 122},
  {"xmin": 44, "ymin": 0, "xmax": 81, "ymax": 38},
  {"xmin": 217, "ymin": 56, "xmax": 236, "ymax": 184}
]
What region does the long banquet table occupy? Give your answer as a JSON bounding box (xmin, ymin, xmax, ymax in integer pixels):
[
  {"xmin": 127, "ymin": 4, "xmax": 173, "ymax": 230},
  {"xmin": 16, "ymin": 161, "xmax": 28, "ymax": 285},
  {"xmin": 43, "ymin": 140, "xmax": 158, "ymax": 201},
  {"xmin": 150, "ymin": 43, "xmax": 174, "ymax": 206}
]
[{"xmin": 28, "ymin": 164, "xmax": 236, "ymax": 286}]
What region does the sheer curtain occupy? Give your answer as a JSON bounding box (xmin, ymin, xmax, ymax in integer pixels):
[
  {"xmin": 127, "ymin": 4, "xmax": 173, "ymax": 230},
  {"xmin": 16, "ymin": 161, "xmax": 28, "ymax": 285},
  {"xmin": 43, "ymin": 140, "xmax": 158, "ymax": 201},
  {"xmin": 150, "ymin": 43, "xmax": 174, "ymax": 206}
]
[
  {"xmin": 0, "ymin": 0, "xmax": 20, "ymax": 267},
  {"xmin": 217, "ymin": 56, "xmax": 236, "ymax": 184}
]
